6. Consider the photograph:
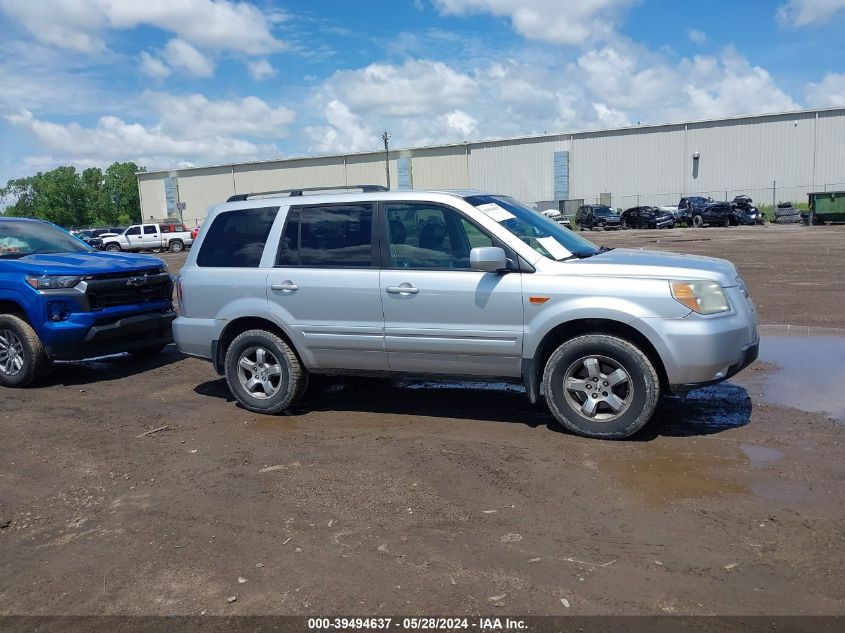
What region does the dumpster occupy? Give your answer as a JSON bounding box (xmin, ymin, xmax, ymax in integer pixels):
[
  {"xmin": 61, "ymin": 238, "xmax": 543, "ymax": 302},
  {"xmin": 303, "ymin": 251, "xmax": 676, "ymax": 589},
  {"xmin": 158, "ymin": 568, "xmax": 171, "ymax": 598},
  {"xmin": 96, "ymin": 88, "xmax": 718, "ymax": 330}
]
[{"xmin": 808, "ymin": 191, "xmax": 845, "ymax": 224}]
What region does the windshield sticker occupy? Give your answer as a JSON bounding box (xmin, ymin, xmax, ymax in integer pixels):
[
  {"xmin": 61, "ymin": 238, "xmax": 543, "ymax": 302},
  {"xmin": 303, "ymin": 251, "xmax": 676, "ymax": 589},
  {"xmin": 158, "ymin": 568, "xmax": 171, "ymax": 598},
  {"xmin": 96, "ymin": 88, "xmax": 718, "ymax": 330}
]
[
  {"xmin": 537, "ymin": 236, "xmax": 571, "ymax": 260},
  {"xmin": 476, "ymin": 202, "xmax": 516, "ymax": 223}
]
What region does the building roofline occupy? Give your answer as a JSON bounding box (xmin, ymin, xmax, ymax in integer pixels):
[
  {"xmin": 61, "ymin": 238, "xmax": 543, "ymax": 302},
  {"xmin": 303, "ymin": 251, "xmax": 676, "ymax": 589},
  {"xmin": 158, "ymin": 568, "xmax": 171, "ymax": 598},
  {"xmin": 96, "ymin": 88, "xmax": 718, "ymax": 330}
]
[{"xmin": 138, "ymin": 106, "xmax": 845, "ymax": 178}]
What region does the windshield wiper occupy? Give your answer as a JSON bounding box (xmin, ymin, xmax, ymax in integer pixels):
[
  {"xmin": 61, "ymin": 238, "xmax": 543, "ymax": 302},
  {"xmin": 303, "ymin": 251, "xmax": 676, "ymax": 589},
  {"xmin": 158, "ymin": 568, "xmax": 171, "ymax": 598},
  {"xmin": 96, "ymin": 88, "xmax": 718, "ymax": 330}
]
[
  {"xmin": 560, "ymin": 246, "xmax": 613, "ymax": 261},
  {"xmin": 560, "ymin": 250, "xmax": 599, "ymax": 261}
]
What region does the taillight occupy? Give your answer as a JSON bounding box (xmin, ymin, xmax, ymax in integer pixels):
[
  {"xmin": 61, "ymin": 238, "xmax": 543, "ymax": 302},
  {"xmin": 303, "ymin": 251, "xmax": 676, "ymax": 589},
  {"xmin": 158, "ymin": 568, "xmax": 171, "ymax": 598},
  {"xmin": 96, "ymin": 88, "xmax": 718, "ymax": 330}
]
[{"xmin": 175, "ymin": 276, "xmax": 183, "ymax": 313}]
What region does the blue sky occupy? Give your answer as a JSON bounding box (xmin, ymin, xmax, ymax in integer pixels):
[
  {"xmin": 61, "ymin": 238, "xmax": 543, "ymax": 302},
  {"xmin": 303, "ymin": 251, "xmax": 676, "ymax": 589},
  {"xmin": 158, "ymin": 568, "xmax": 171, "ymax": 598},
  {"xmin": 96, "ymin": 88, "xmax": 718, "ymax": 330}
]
[{"xmin": 1, "ymin": 0, "xmax": 844, "ymax": 186}]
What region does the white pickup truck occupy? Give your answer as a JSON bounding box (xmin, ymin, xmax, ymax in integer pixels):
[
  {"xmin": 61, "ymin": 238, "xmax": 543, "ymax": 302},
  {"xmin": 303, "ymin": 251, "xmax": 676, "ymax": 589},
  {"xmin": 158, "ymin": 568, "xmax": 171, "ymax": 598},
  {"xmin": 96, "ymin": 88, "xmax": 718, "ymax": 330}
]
[{"xmin": 101, "ymin": 223, "xmax": 193, "ymax": 253}]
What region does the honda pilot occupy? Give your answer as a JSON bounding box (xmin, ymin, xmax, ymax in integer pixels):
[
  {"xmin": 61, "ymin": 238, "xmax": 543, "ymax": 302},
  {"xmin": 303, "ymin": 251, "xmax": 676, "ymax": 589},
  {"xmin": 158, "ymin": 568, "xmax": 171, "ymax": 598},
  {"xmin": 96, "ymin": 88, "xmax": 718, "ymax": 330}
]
[{"xmin": 173, "ymin": 187, "xmax": 758, "ymax": 439}]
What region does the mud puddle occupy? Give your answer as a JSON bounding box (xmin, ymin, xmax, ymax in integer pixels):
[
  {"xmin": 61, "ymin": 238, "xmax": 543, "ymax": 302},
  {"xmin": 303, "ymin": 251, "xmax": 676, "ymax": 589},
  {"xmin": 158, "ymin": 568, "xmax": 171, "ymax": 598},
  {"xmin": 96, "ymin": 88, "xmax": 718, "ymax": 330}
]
[{"xmin": 756, "ymin": 333, "xmax": 845, "ymax": 422}]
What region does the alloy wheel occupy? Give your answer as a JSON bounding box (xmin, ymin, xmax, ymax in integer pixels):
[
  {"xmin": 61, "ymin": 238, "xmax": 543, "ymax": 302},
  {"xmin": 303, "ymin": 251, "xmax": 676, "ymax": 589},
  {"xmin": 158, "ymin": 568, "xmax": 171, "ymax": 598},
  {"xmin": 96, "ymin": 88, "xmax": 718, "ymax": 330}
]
[
  {"xmin": 237, "ymin": 346, "xmax": 284, "ymax": 399},
  {"xmin": 562, "ymin": 355, "xmax": 633, "ymax": 421},
  {"xmin": 0, "ymin": 329, "xmax": 25, "ymax": 377}
]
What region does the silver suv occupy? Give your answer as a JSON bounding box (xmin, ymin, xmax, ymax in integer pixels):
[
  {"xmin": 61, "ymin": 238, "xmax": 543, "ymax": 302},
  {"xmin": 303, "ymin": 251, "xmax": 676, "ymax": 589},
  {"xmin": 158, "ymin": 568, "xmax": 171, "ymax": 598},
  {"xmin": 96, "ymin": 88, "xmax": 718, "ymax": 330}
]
[{"xmin": 174, "ymin": 186, "xmax": 758, "ymax": 439}]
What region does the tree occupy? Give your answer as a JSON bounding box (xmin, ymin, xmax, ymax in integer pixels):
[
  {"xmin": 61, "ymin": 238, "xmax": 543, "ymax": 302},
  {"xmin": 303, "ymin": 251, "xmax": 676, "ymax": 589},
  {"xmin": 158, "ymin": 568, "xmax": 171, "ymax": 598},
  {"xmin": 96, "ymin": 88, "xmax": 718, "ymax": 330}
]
[{"xmin": 1, "ymin": 161, "xmax": 145, "ymax": 227}]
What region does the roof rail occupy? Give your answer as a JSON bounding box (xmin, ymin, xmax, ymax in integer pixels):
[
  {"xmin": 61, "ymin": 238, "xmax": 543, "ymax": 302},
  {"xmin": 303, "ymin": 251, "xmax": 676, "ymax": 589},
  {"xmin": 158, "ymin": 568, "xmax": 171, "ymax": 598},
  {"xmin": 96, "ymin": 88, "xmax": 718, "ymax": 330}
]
[{"xmin": 226, "ymin": 184, "xmax": 389, "ymax": 202}]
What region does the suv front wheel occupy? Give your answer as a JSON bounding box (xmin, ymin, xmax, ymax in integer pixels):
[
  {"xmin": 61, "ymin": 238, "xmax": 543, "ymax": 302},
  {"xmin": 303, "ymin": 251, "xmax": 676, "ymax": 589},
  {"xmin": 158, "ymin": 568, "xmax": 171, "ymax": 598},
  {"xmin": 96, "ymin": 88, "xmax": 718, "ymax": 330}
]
[
  {"xmin": 542, "ymin": 334, "xmax": 660, "ymax": 439},
  {"xmin": 224, "ymin": 329, "xmax": 306, "ymax": 414}
]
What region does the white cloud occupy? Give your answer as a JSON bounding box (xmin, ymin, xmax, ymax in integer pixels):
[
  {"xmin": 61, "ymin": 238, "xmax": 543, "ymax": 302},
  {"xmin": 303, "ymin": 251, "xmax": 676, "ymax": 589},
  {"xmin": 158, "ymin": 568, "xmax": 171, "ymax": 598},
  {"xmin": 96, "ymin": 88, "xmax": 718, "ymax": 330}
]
[
  {"xmin": 305, "ymin": 100, "xmax": 376, "ymax": 154},
  {"xmin": 302, "ymin": 45, "xmax": 802, "ymax": 156},
  {"xmin": 326, "ymin": 59, "xmax": 477, "ymax": 117},
  {"xmin": 139, "ymin": 51, "xmax": 170, "ymax": 79},
  {"xmin": 680, "ymin": 49, "xmax": 799, "ymax": 118},
  {"xmin": 806, "ymin": 72, "xmax": 845, "ymax": 106},
  {"xmin": 592, "ymin": 103, "xmax": 630, "ymax": 127},
  {"xmin": 776, "ymin": 0, "xmax": 845, "ymax": 26},
  {"xmin": 248, "ymin": 59, "xmax": 277, "ymax": 81},
  {"xmin": 163, "ymin": 39, "xmax": 215, "ymax": 78},
  {"xmin": 149, "ymin": 93, "xmax": 295, "ymax": 139},
  {"xmin": 432, "ymin": 0, "xmax": 636, "ymax": 45},
  {"xmin": 687, "ymin": 28, "xmax": 707, "ymax": 44},
  {"xmin": 0, "ymin": 0, "xmax": 284, "ymax": 54},
  {"xmin": 5, "ymin": 93, "xmax": 295, "ymax": 170},
  {"xmin": 445, "ymin": 110, "xmax": 477, "ymax": 137}
]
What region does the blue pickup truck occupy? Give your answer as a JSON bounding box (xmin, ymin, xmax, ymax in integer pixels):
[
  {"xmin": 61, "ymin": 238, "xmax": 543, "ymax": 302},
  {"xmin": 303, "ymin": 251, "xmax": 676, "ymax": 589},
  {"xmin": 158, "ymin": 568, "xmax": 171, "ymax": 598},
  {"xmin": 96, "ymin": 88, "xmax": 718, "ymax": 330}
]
[{"xmin": 0, "ymin": 217, "xmax": 176, "ymax": 387}]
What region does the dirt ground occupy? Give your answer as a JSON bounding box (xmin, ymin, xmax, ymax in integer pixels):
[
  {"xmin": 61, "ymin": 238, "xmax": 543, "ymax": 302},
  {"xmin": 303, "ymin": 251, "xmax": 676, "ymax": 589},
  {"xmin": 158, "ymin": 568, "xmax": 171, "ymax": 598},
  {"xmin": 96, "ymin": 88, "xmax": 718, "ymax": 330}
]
[{"xmin": 1, "ymin": 224, "xmax": 844, "ymax": 616}]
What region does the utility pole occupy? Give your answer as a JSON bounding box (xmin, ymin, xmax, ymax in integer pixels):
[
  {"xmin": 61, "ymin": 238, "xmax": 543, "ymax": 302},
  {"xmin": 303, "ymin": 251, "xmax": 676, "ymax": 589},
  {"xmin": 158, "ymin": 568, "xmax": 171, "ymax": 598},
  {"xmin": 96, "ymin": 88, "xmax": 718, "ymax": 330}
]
[{"xmin": 381, "ymin": 130, "xmax": 391, "ymax": 189}]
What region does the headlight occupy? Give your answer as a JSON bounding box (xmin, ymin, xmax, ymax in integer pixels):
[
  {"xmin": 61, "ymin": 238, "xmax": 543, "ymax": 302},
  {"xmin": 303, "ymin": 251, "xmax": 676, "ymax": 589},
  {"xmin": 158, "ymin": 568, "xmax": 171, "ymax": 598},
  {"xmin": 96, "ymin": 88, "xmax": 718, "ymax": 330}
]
[
  {"xmin": 158, "ymin": 264, "xmax": 168, "ymax": 274},
  {"xmin": 25, "ymin": 275, "xmax": 82, "ymax": 290},
  {"xmin": 670, "ymin": 280, "xmax": 730, "ymax": 314}
]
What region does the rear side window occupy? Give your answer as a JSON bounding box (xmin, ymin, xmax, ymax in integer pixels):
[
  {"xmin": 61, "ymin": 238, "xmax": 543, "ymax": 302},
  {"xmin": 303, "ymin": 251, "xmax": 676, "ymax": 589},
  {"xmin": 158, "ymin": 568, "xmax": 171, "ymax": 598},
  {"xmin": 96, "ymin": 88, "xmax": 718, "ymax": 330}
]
[
  {"xmin": 197, "ymin": 207, "xmax": 278, "ymax": 268},
  {"xmin": 143, "ymin": 225, "xmax": 157, "ymax": 234},
  {"xmin": 276, "ymin": 203, "xmax": 373, "ymax": 268}
]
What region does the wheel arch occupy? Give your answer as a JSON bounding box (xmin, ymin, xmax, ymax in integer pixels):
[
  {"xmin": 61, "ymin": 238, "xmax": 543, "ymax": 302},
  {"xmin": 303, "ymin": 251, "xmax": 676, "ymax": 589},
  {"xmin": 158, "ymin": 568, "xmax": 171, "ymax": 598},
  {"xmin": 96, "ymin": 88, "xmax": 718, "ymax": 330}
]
[
  {"xmin": 213, "ymin": 316, "xmax": 304, "ymax": 375},
  {"xmin": 0, "ymin": 299, "xmax": 29, "ymax": 322},
  {"xmin": 525, "ymin": 318, "xmax": 669, "ymax": 403}
]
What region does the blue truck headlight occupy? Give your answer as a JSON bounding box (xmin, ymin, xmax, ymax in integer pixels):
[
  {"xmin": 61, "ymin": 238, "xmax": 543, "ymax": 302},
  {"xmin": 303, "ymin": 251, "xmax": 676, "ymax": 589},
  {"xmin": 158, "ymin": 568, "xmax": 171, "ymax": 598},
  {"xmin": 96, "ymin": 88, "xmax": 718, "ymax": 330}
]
[{"xmin": 25, "ymin": 275, "xmax": 82, "ymax": 290}]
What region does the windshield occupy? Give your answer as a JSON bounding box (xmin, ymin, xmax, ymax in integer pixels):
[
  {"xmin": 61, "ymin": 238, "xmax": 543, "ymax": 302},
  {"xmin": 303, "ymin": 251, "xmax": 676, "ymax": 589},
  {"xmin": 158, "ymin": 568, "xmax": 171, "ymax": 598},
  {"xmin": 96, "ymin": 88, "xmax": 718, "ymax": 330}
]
[
  {"xmin": 0, "ymin": 220, "xmax": 92, "ymax": 259},
  {"xmin": 465, "ymin": 195, "xmax": 600, "ymax": 261}
]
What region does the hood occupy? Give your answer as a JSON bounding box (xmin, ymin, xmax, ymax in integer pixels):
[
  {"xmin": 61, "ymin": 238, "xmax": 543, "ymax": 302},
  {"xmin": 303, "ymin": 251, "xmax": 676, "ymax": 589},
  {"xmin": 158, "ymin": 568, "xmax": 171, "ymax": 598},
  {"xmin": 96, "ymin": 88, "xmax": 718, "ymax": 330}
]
[
  {"xmin": 2, "ymin": 251, "xmax": 165, "ymax": 276},
  {"xmin": 561, "ymin": 248, "xmax": 738, "ymax": 287}
]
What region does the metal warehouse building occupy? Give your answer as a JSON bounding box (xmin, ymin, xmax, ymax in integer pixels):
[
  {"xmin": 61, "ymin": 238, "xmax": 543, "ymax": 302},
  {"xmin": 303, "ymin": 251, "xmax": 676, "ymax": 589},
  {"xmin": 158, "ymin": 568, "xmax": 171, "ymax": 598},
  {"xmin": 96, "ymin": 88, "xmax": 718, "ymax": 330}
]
[{"xmin": 138, "ymin": 107, "xmax": 845, "ymax": 224}]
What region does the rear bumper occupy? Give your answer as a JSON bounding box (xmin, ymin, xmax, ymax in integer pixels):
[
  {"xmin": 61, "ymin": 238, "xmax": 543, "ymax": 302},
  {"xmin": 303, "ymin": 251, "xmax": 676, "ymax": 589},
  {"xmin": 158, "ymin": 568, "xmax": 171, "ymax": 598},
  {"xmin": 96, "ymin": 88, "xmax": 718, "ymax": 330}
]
[{"xmin": 45, "ymin": 310, "xmax": 176, "ymax": 360}]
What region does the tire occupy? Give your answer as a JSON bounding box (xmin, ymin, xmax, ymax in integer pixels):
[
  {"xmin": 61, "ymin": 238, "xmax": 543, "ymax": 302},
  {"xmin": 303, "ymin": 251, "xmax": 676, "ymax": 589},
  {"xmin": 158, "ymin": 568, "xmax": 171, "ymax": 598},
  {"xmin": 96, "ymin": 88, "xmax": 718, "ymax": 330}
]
[
  {"xmin": 542, "ymin": 334, "xmax": 660, "ymax": 439},
  {"xmin": 224, "ymin": 329, "xmax": 305, "ymax": 414},
  {"xmin": 168, "ymin": 240, "xmax": 184, "ymax": 253},
  {"xmin": 105, "ymin": 242, "xmax": 121, "ymax": 252},
  {"xmin": 722, "ymin": 216, "xmax": 731, "ymax": 227},
  {"xmin": 129, "ymin": 343, "xmax": 167, "ymax": 357},
  {"xmin": 692, "ymin": 215, "xmax": 704, "ymax": 228},
  {"xmin": 621, "ymin": 219, "xmax": 628, "ymax": 229},
  {"xmin": 0, "ymin": 315, "xmax": 52, "ymax": 388}
]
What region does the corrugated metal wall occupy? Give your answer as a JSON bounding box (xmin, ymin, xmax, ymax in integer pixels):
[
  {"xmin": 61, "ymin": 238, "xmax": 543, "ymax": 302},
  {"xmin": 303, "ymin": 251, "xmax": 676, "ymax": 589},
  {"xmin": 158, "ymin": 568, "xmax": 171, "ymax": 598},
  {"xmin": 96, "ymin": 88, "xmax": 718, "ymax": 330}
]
[
  {"xmin": 138, "ymin": 173, "xmax": 167, "ymax": 220},
  {"xmin": 176, "ymin": 166, "xmax": 236, "ymax": 222},
  {"xmin": 470, "ymin": 136, "xmax": 569, "ymax": 202},
  {"xmin": 139, "ymin": 108, "xmax": 845, "ymax": 220}
]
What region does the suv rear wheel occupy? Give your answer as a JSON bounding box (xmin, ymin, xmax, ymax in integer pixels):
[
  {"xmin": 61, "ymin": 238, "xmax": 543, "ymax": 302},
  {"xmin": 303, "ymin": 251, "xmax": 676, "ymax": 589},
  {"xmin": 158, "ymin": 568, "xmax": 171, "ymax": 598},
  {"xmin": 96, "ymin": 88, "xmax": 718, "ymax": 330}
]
[
  {"xmin": 692, "ymin": 214, "xmax": 704, "ymax": 228},
  {"xmin": 0, "ymin": 315, "xmax": 52, "ymax": 388},
  {"xmin": 224, "ymin": 329, "xmax": 306, "ymax": 414},
  {"xmin": 542, "ymin": 334, "xmax": 659, "ymax": 439}
]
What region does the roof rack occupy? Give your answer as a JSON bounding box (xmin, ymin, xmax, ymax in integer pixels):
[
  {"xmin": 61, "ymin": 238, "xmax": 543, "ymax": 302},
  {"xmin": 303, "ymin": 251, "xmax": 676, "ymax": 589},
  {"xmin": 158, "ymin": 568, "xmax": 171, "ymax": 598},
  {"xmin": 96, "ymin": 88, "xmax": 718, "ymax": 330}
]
[{"xmin": 226, "ymin": 184, "xmax": 388, "ymax": 202}]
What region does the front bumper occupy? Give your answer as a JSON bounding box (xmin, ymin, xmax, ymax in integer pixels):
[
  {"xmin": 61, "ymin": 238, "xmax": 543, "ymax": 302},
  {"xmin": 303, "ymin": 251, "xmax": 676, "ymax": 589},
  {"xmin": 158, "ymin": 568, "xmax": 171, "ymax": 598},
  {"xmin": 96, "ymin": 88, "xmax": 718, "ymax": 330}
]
[
  {"xmin": 45, "ymin": 310, "xmax": 176, "ymax": 360},
  {"xmin": 641, "ymin": 286, "xmax": 758, "ymax": 391}
]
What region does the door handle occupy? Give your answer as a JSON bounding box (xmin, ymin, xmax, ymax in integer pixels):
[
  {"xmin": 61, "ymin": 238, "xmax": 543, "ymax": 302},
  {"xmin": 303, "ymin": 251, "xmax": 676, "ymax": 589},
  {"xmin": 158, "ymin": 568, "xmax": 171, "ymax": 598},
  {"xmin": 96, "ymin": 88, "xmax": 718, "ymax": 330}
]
[
  {"xmin": 386, "ymin": 284, "xmax": 419, "ymax": 295},
  {"xmin": 271, "ymin": 281, "xmax": 299, "ymax": 292}
]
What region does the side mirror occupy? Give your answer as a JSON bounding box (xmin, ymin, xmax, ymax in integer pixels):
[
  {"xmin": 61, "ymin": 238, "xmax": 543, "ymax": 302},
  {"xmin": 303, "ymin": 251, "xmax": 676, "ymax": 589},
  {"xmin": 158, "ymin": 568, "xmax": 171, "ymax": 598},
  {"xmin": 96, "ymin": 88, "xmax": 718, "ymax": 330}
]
[{"xmin": 470, "ymin": 246, "xmax": 508, "ymax": 273}]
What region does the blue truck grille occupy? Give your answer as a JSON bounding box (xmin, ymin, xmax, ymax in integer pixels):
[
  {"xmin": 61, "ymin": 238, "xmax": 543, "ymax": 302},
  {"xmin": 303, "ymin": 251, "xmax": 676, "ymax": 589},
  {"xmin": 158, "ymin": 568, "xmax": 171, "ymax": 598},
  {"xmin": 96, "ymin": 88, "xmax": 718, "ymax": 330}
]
[{"xmin": 84, "ymin": 272, "xmax": 172, "ymax": 310}]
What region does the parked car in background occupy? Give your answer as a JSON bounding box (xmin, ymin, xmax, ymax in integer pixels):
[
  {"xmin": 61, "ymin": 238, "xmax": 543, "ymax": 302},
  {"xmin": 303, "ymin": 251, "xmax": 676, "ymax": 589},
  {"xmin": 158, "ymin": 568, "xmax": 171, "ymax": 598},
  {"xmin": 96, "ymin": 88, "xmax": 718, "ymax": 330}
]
[
  {"xmin": 678, "ymin": 196, "xmax": 714, "ymax": 225},
  {"xmin": 0, "ymin": 218, "xmax": 175, "ymax": 387},
  {"xmin": 661, "ymin": 205, "xmax": 691, "ymax": 226},
  {"xmin": 621, "ymin": 206, "xmax": 674, "ymax": 229},
  {"xmin": 76, "ymin": 227, "xmax": 125, "ymax": 248},
  {"xmin": 731, "ymin": 196, "xmax": 764, "ymax": 225},
  {"xmin": 691, "ymin": 201, "xmax": 739, "ymax": 227},
  {"xmin": 539, "ymin": 209, "xmax": 572, "ymax": 229},
  {"xmin": 173, "ymin": 186, "xmax": 758, "ymax": 440},
  {"xmin": 102, "ymin": 223, "xmax": 193, "ymax": 253},
  {"xmin": 575, "ymin": 205, "xmax": 622, "ymax": 230}
]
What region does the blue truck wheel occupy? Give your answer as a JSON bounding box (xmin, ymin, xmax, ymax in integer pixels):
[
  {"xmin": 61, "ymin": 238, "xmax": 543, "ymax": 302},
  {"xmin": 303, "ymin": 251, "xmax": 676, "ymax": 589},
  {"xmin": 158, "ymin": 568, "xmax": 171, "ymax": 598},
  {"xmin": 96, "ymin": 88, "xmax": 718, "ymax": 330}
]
[{"xmin": 0, "ymin": 314, "xmax": 52, "ymax": 387}]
